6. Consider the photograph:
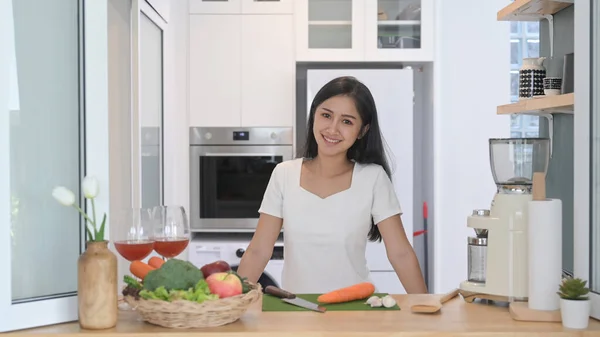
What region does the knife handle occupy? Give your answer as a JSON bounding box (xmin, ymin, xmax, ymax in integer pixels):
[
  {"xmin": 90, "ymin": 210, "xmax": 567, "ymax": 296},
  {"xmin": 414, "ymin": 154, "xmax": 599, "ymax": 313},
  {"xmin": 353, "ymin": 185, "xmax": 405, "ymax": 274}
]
[{"xmin": 265, "ymin": 286, "xmax": 296, "ymax": 299}]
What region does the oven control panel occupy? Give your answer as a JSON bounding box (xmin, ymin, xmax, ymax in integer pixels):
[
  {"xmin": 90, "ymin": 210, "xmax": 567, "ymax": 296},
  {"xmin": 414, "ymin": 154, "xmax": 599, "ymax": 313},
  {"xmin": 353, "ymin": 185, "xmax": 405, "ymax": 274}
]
[
  {"xmin": 233, "ymin": 131, "xmax": 249, "ymax": 141},
  {"xmin": 190, "ymin": 127, "xmax": 293, "ymax": 146}
]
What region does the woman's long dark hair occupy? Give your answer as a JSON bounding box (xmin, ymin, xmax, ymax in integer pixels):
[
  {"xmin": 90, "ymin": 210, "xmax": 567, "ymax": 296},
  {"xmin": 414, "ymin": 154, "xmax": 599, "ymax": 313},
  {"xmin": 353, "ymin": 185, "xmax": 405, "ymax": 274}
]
[{"xmin": 302, "ymin": 76, "xmax": 394, "ymax": 243}]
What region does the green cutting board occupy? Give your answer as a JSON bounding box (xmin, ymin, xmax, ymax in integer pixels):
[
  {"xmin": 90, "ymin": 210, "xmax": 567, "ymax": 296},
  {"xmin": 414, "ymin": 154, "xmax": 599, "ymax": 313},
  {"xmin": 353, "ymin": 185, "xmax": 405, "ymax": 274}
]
[{"xmin": 262, "ymin": 293, "xmax": 400, "ymax": 311}]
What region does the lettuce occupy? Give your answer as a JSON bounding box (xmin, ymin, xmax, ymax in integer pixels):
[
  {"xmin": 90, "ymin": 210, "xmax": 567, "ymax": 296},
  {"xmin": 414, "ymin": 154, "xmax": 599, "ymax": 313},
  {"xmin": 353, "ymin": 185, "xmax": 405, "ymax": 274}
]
[{"xmin": 139, "ymin": 279, "xmax": 219, "ymax": 303}]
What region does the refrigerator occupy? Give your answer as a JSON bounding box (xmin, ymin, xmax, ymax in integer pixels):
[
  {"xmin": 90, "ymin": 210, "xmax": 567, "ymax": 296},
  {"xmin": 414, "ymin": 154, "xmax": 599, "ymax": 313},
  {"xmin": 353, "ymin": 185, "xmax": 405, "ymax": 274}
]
[{"xmin": 297, "ymin": 68, "xmax": 415, "ymax": 294}]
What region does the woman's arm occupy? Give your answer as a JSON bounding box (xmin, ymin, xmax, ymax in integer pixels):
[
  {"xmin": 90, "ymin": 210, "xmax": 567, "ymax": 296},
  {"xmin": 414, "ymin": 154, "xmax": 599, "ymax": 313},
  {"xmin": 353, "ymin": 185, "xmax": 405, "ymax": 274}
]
[
  {"xmin": 378, "ymin": 215, "xmax": 428, "ymax": 294},
  {"xmin": 236, "ymin": 213, "xmax": 283, "ymax": 283}
]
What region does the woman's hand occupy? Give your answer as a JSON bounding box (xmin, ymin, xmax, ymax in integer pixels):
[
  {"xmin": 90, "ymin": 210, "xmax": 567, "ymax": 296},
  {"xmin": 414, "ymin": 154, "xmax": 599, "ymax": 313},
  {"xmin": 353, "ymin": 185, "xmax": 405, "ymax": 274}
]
[
  {"xmin": 236, "ymin": 213, "xmax": 283, "ymax": 283},
  {"xmin": 377, "ymin": 214, "xmax": 428, "ymax": 294}
]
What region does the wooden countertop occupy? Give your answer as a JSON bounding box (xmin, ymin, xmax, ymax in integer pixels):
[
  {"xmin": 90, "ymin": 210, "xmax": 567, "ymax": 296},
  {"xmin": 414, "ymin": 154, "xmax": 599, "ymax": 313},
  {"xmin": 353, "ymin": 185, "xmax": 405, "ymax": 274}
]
[{"xmin": 7, "ymin": 294, "xmax": 600, "ymax": 336}]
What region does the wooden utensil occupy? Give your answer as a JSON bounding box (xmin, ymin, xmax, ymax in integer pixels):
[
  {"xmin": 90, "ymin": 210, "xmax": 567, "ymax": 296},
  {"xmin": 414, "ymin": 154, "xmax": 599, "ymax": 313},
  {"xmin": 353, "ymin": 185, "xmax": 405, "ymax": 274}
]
[
  {"xmin": 532, "ymin": 172, "xmax": 546, "ymax": 201},
  {"xmin": 410, "ymin": 288, "xmax": 460, "ymax": 314},
  {"xmin": 509, "ymin": 302, "xmax": 561, "ymax": 322}
]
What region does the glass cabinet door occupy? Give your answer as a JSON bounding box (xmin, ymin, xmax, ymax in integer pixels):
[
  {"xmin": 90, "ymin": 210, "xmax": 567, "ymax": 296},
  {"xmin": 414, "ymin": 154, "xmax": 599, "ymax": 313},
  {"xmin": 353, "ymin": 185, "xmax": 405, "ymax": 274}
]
[
  {"xmin": 376, "ymin": 0, "xmax": 421, "ymax": 49},
  {"xmin": 295, "ymin": 0, "xmax": 364, "ymax": 61},
  {"xmin": 365, "ymin": 0, "xmax": 433, "ymax": 61}
]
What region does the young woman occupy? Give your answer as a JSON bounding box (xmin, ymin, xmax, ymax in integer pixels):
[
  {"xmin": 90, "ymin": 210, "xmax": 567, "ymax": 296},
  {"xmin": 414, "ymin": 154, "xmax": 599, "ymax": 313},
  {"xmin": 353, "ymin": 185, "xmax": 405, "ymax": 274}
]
[{"xmin": 237, "ymin": 76, "xmax": 427, "ymax": 294}]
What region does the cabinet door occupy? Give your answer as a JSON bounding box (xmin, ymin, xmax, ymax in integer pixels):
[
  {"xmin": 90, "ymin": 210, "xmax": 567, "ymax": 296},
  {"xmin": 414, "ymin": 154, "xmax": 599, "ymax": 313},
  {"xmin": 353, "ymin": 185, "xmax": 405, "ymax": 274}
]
[
  {"xmin": 295, "ymin": 0, "xmax": 365, "ymax": 62},
  {"xmin": 241, "ymin": 15, "xmax": 294, "ymax": 127},
  {"xmin": 364, "ymin": 0, "xmax": 433, "ymax": 61},
  {"xmin": 241, "ymin": 0, "xmax": 293, "ymax": 14},
  {"xmin": 189, "ymin": 15, "xmax": 242, "ymax": 126},
  {"xmin": 189, "ymin": 0, "xmax": 241, "ymax": 14}
]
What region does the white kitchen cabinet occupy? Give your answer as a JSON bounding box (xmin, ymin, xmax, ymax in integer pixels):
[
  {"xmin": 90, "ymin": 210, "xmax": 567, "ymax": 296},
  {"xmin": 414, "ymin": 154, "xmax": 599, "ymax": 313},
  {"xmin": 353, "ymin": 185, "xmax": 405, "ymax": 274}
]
[
  {"xmin": 364, "ymin": 0, "xmax": 433, "ymax": 61},
  {"xmin": 295, "ymin": 0, "xmax": 434, "ymax": 62},
  {"xmin": 241, "ymin": 15, "xmax": 294, "ymax": 127},
  {"xmin": 295, "ymin": 0, "xmax": 365, "ymax": 62},
  {"xmin": 189, "ymin": 15, "xmax": 242, "ymax": 127},
  {"xmin": 189, "ymin": 14, "xmax": 294, "ymax": 127},
  {"xmin": 189, "ymin": 0, "xmax": 242, "ymax": 14},
  {"xmin": 190, "ymin": 0, "xmax": 292, "ymax": 14},
  {"xmin": 242, "ymin": 0, "xmax": 293, "ymax": 14}
]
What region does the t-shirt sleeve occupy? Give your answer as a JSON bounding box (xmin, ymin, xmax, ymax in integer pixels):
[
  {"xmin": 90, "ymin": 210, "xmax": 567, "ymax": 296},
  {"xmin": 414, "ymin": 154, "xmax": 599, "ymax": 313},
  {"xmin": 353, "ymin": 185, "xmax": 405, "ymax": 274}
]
[
  {"xmin": 258, "ymin": 163, "xmax": 285, "ymax": 218},
  {"xmin": 371, "ymin": 166, "xmax": 403, "ymax": 224}
]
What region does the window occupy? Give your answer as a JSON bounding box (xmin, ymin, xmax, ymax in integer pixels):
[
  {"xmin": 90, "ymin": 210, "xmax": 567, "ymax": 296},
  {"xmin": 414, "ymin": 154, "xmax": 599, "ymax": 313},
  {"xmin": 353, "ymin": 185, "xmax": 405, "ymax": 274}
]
[
  {"xmin": 574, "ymin": 0, "xmax": 600, "ymax": 320},
  {"xmin": 509, "ymin": 21, "xmax": 540, "ymax": 137},
  {"xmin": 0, "ymin": 0, "xmax": 84, "ymax": 331},
  {"xmin": 1, "ymin": 0, "xmax": 111, "ymax": 331}
]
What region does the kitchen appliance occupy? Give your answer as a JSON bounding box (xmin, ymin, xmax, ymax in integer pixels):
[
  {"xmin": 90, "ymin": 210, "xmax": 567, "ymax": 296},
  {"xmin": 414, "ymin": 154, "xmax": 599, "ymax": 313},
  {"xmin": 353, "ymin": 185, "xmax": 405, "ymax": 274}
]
[
  {"xmin": 467, "ymin": 227, "xmax": 488, "ymax": 284},
  {"xmin": 188, "ymin": 233, "xmax": 283, "ymax": 288},
  {"xmin": 459, "ymin": 138, "xmax": 551, "ymax": 302},
  {"xmin": 189, "ymin": 127, "xmax": 293, "ymax": 232},
  {"xmin": 264, "ymin": 286, "xmax": 326, "ymax": 313}
]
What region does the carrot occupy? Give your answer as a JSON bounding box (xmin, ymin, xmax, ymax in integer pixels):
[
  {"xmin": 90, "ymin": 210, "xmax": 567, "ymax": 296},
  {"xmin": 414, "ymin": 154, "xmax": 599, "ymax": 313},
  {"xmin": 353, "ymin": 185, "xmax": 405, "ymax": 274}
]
[
  {"xmin": 317, "ymin": 282, "xmax": 376, "ymax": 304},
  {"xmin": 148, "ymin": 256, "xmax": 165, "ymax": 269},
  {"xmin": 130, "ymin": 260, "xmax": 155, "ymax": 280}
]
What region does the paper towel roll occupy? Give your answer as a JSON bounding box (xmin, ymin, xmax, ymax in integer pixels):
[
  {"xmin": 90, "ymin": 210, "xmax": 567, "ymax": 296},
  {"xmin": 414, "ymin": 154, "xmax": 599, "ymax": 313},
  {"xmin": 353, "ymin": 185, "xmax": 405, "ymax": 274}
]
[{"xmin": 528, "ymin": 198, "xmax": 562, "ymax": 311}]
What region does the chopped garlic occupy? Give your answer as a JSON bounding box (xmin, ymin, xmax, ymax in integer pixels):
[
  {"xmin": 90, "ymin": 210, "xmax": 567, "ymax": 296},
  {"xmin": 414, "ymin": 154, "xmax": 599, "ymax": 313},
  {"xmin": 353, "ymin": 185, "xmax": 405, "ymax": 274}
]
[
  {"xmin": 365, "ymin": 296, "xmax": 381, "ymax": 305},
  {"xmin": 381, "ymin": 295, "xmax": 396, "ymax": 308},
  {"xmin": 369, "ymin": 297, "xmax": 383, "ymax": 307}
]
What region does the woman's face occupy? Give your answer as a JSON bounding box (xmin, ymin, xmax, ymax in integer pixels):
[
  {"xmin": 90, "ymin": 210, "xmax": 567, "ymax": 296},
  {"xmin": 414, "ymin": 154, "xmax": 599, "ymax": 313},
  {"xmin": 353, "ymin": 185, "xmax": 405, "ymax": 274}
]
[{"xmin": 312, "ymin": 95, "xmax": 365, "ymax": 158}]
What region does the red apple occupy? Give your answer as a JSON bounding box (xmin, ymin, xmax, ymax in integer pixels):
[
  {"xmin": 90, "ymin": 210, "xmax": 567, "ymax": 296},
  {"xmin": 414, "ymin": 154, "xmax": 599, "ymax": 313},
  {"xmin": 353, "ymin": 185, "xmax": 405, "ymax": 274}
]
[
  {"xmin": 206, "ymin": 272, "xmax": 242, "ymax": 298},
  {"xmin": 200, "ymin": 260, "xmax": 231, "ymax": 279}
]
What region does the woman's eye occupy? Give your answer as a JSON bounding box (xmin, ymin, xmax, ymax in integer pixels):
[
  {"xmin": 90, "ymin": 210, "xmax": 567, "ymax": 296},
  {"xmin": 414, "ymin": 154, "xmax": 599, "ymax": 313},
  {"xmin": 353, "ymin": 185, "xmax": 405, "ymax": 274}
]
[
  {"xmin": 343, "ymin": 119, "xmax": 353, "ymax": 125},
  {"xmin": 321, "ymin": 113, "xmax": 330, "ymax": 118}
]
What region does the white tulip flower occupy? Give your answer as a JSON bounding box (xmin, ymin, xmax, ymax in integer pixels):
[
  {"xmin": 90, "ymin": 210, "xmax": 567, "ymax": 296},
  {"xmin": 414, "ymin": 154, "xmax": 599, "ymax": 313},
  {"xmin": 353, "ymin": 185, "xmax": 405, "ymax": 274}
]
[
  {"xmin": 52, "ymin": 186, "xmax": 76, "ymax": 206},
  {"xmin": 82, "ymin": 176, "xmax": 99, "ymax": 199},
  {"xmin": 51, "ymin": 178, "xmax": 108, "ymax": 243}
]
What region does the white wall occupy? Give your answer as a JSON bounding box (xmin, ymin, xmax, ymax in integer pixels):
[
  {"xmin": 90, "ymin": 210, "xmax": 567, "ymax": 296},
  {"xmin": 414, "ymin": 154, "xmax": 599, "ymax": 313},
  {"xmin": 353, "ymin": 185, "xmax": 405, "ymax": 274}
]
[{"xmin": 433, "ymin": 0, "xmax": 511, "ymax": 293}]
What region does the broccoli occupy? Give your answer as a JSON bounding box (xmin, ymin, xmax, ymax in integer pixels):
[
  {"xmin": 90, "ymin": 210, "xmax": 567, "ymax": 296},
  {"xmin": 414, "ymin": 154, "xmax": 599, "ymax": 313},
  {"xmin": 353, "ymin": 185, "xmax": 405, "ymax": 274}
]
[{"xmin": 142, "ymin": 258, "xmax": 204, "ymax": 291}]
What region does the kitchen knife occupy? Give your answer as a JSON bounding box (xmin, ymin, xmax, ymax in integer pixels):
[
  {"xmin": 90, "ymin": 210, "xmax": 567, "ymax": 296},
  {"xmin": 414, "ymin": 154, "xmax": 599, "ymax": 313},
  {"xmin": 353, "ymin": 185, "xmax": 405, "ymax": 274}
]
[{"xmin": 264, "ymin": 286, "xmax": 326, "ymax": 313}]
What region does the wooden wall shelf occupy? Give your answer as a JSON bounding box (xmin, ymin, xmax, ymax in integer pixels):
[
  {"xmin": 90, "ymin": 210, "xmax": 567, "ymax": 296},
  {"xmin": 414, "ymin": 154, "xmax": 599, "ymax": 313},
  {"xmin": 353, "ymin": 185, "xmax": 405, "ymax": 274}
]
[
  {"xmin": 497, "ymin": 0, "xmax": 574, "ymax": 21},
  {"xmin": 497, "ymin": 93, "xmax": 574, "ymax": 115}
]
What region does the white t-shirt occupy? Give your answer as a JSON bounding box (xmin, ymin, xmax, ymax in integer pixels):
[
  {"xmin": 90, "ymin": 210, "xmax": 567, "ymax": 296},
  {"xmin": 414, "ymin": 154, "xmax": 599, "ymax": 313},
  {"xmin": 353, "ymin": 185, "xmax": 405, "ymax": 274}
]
[{"xmin": 258, "ymin": 157, "xmax": 402, "ymax": 294}]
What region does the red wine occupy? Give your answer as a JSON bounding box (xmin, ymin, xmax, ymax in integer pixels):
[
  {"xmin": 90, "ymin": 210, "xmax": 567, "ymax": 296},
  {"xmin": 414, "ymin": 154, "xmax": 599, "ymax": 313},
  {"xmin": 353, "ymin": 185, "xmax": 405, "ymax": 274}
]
[
  {"xmin": 114, "ymin": 240, "xmax": 154, "ymax": 261},
  {"xmin": 153, "ymin": 238, "xmax": 189, "ymax": 258}
]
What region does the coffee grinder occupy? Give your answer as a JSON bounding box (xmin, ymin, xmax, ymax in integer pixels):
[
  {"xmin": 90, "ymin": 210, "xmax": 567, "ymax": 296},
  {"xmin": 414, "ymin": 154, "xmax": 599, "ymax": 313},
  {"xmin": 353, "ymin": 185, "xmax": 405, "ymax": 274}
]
[{"xmin": 459, "ymin": 138, "xmax": 550, "ymax": 303}]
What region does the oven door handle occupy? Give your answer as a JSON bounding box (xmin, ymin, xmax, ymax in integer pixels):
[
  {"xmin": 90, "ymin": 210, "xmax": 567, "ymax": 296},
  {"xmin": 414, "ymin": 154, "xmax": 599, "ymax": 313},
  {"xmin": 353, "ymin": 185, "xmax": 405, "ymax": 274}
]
[{"xmin": 203, "ymin": 153, "xmax": 278, "ymax": 157}]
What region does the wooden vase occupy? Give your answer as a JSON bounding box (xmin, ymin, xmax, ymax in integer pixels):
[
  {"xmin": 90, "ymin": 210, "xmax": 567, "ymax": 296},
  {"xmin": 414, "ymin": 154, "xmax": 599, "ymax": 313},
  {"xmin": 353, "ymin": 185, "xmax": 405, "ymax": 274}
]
[{"xmin": 77, "ymin": 240, "xmax": 118, "ymax": 329}]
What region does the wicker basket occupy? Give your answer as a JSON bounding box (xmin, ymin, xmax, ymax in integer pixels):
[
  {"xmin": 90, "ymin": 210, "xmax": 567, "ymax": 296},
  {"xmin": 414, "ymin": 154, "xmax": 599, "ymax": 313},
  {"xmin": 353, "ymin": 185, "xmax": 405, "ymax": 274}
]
[{"xmin": 124, "ymin": 283, "xmax": 262, "ymax": 328}]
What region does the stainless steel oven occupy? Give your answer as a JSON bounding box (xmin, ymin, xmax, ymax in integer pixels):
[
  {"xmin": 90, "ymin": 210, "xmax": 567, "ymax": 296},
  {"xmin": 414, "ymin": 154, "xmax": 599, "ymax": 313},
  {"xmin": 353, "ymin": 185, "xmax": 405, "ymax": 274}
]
[{"xmin": 190, "ymin": 127, "xmax": 294, "ymax": 232}]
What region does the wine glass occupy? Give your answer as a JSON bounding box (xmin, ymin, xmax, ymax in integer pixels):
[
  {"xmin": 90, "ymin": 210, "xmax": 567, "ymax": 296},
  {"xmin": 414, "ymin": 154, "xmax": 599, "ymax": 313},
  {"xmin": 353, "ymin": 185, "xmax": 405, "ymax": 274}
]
[
  {"xmin": 112, "ymin": 207, "xmax": 154, "ymax": 311},
  {"xmin": 113, "ymin": 207, "xmax": 155, "ymax": 263},
  {"xmin": 152, "ymin": 205, "xmax": 191, "ymax": 260}
]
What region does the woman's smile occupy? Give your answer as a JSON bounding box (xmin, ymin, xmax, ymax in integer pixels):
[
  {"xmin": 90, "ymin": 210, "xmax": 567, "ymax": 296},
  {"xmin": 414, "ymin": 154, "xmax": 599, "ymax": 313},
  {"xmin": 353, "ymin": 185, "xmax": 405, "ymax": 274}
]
[{"xmin": 322, "ymin": 134, "xmax": 342, "ymax": 144}]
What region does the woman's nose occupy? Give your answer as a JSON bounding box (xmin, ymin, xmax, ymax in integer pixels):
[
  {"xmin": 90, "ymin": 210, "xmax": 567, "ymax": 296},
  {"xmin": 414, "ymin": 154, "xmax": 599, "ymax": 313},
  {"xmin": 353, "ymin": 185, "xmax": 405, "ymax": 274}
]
[{"xmin": 326, "ymin": 123, "xmax": 340, "ymax": 134}]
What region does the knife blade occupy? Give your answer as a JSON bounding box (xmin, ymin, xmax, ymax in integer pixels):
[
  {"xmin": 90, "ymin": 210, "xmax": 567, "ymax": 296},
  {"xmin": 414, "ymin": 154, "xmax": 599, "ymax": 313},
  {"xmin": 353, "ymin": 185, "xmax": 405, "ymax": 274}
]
[{"xmin": 264, "ymin": 286, "xmax": 326, "ymax": 313}]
